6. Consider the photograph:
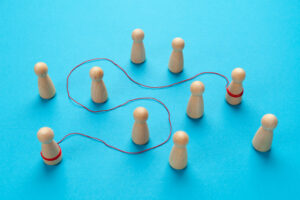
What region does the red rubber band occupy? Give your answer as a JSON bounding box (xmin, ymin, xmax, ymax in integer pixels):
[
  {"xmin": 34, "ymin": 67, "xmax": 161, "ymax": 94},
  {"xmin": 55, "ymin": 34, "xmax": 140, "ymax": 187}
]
[
  {"xmin": 41, "ymin": 145, "xmax": 62, "ymax": 161},
  {"xmin": 226, "ymin": 87, "xmax": 243, "ymax": 98}
]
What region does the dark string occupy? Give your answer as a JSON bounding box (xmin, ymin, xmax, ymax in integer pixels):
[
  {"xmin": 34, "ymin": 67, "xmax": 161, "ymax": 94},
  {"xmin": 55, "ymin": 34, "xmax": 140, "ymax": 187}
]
[{"xmin": 57, "ymin": 58, "xmax": 229, "ymax": 154}]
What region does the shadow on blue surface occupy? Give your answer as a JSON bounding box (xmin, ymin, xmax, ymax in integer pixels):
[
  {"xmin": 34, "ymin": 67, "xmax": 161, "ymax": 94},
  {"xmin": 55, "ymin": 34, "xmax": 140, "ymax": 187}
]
[
  {"xmin": 29, "ymin": 161, "xmax": 68, "ymax": 199},
  {"xmin": 128, "ymin": 60, "xmax": 148, "ymax": 77},
  {"xmin": 42, "ymin": 161, "xmax": 62, "ymax": 173},
  {"xmin": 253, "ymin": 147, "xmax": 272, "ymax": 162},
  {"xmin": 186, "ymin": 114, "xmax": 205, "ymax": 124},
  {"xmin": 88, "ymin": 98, "xmax": 110, "ymax": 110},
  {"xmin": 224, "ymin": 100, "xmax": 243, "ymax": 110},
  {"xmin": 126, "ymin": 138, "xmax": 154, "ymax": 152},
  {"xmin": 35, "ymin": 95, "xmax": 58, "ymax": 106},
  {"xmin": 27, "ymin": 95, "xmax": 59, "ymax": 119},
  {"xmin": 183, "ymin": 113, "xmax": 208, "ymax": 134},
  {"xmin": 166, "ymin": 69, "xmax": 189, "ymax": 84},
  {"xmin": 170, "ymin": 165, "xmax": 188, "ymax": 175}
]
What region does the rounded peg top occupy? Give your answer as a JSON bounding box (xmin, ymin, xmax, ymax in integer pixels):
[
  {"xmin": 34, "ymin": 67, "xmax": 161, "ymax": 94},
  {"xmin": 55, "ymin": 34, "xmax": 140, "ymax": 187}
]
[
  {"xmin": 37, "ymin": 127, "xmax": 54, "ymax": 144},
  {"xmin": 172, "ymin": 37, "xmax": 185, "ymax": 50},
  {"xmin": 173, "ymin": 131, "xmax": 189, "ymax": 146},
  {"xmin": 90, "ymin": 66, "xmax": 104, "ymax": 81},
  {"xmin": 133, "ymin": 107, "xmax": 148, "ymax": 121},
  {"xmin": 261, "ymin": 114, "xmax": 278, "ymax": 130},
  {"xmin": 190, "ymin": 81, "xmax": 205, "ymax": 96},
  {"xmin": 132, "ymin": 29, "xmax": 144, "ymax": 41},
  {"xmin": 231, "ymin": 68, "xmax": 246, "ymax": 83},
  {"xmin": 34, "ymin": 62, "xmax": 48, "ymax": 76}
]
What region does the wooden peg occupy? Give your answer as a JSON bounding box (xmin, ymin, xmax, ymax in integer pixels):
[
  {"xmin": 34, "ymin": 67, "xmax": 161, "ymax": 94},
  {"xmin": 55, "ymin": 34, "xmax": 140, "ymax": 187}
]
[
  {"xmin": 187, "ymin": 81, "xmax": 205, "ymax": 119},
  {"xmin": 90, "ymin": 66, "xmax": 108, "ymax": 103},
  {"xmin": 226, "ymin": 68, "xmax": 246, "ymax": 105},
  {"xmin": 131, "ymin": 29, "xmax": 145, "ymax": 64},
  {"xmin": 37, "ymin": 127, "xmax": 62, "ymax": 165},
  {"xmin": 34, "ymin": 62, "xmax": 56, "ymax": 99},
  {"xmin": 169, "ymin": 131, "xmax": 189, "ymax": 170},
  {"xmin": 132, "ymin": 107, "xmax": 149, "ymax": 145},
  {"xmin": 168, "ymin": 37, "xmax": 185, "ymax": 73},
  {"xmin": 252, "ymin": 114, "xmax": 278, "ymax": 152}
]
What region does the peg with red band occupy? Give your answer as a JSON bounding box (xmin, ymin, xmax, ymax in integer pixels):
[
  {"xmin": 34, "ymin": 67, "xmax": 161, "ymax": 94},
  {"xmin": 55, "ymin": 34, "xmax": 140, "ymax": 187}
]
[
  {"xmin": 225, "ymin": 68, "xmax": 246, "ymax": 105},
  {"xmin": 226, "ymin": 87, "xmax": 244, "ymax": 98}
]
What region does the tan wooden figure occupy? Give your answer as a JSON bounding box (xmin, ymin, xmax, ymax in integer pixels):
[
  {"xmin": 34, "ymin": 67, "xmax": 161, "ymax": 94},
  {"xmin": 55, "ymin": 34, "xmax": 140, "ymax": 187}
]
[
  {"xmin": 169, "ymin": 131, "xmax": 189, "ymax": 170},
  {"xmin": 168, "ymin": 37, "xmax": 185, "ymax": 73},
  {"xmin": 252, "ymin": 114, "xmax": 278, "ymax": 152},
  {"xmin": 132, "ymin": 107, "xmax": 149, "ymax": 145},
  {"xmin": 90, "ymin": 66, "xmax": 108, "ymax": 103},
  {"xmin": 187, "ymin": 81, "xmax": 205, "ymax": 119},
  {"xmin": 37, "ymin": 127, "xmax": 62, "ymax": 165},
  {"xmin": 34, "ymin": 62, "xmax": 56, "ymax": 99},
  {"xmin": 226, "ymin": 68, "xmax": 246, "ymax": 105},
  {"xmin": 131, "ymin": 28, "xmax": 145, "ymax": 64}
]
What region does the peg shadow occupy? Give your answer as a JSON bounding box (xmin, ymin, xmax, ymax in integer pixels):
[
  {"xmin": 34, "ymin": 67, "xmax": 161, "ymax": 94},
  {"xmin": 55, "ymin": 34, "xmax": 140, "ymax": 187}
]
[
  {"xmin": 28, "ymin": 95, "xmax": 58, "ymax": 118},
  {"xmin": 252, "ymin": 147, "xmax": 272, "ymax": 160},
  {"xmin": 127, "ymin": 139, "xmax": 153, "ymax": 152},
  {"xmin": 41, "ymin": 161, "xmax": 62, "ymax": 173},
  {"xmin": 225, "ymin": 100, "xmax": 243, "ymax": 110},
  {"xmin": 249, "ymin": 147, "xmax": 281, "ymax": 176},
  {"xmin": 248, "ymin": 145, "xmax": 279, "ymax": 171},
  {"xmin": 166, "ymin": 69, "xmax": 189, "ymax": 83},
  {"xmin": 30, "ymin": 159, "xmax": 64, "ymax": 184},
  {"xmin": 29, "ymin": 160, "xmax": 67, "ymax": 199},
  {"xmin": 157, "ymin": 164, "xmax": 205, "ymax": 199},
  {"xmin": 128, "ymin": 60, "xmax": 148, "ymax": 72},
  {"xmin": 169, "ymin": 165, "xmax": 188, "ymax": 176},
  {"xmin": 126, "ymin": 60, "xmax": 155, "ymax": 88},
  {"xmin": 34, "ymin": 94, "xmax": 57, "ymax": 106},
  {"xmin": 186, "ymin": 114, "xmax": 205, "ymax": 124},
  {"xmin": 129, "ymin": 59, "xmax": 147, "ymax": 66},
  {"xmin": 222, "ymin": 100, "xmax": 250, "ymax": 120},
  {"xmin": 183, "ymin": 114, "xmax": 208, "ymax": 133},
  {"xmin": 86, "ymin": 98, "xmax": 112, "ymax": 111},
  {"xmin": 162, "ymin": 163, "xmax": 190, "ymax": 186}
]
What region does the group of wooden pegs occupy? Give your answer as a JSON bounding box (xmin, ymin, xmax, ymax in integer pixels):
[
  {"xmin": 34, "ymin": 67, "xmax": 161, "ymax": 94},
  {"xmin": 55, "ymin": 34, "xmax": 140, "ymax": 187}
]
[{"xmin": 34, "ymin": 28, "xmax": 278, "ymax": 170}]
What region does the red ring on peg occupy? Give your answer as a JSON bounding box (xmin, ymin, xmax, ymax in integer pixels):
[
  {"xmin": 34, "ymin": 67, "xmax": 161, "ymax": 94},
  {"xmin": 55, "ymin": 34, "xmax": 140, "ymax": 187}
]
[
  {"xmin": 226, "ymin": 87, "xmax": 243, "ymax": 98},
  {"xmin": 41, "ymin": 145, "xmax": 62, "ymax": 161}
]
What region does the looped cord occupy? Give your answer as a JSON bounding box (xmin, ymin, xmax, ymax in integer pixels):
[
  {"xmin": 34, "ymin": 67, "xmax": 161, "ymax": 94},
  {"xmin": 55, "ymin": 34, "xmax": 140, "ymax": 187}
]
[{"xmin": 58, "ymin": 58, "xmax": 229, "ymax": 154}]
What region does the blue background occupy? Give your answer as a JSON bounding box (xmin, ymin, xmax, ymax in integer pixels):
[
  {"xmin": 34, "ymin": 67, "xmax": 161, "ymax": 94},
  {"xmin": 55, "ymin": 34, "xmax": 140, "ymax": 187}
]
[{"xmin": 0, "ymin": 0, "xmax": 299, "ymax": 199}]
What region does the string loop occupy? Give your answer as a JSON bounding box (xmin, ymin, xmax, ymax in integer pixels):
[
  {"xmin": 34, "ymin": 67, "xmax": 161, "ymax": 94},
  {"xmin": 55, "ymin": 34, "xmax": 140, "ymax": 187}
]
[{"xmin": 58, "ymin": 58, "xmax": 229, "ymax": 154}]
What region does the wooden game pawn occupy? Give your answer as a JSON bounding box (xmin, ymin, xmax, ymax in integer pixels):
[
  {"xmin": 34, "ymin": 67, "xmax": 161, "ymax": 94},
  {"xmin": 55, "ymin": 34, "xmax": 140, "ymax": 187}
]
[
  {"xmin": 187, "ymin": 81, "xmax": 205, "ymax": 119},
  {"xmin": 168, "ymin": 37, "xmax": 185, "ymax": 73},
  {"xmin": 132, "ymin": 107, "xmax": 149, "ymax": 145},
  {"xmin": 34, "ymin": 62, "xmax": 56, "ymax": 99},
  {"xmin": 252, "ymin": 114, "xmax": 278, "ymax": 152},
  {"xmin": 169, "ymin": 131, "xmax": 189, "ymax": 170},
  {"xmin": 131, "ymin": 28, "xmax": 145, "ymax": 64},
  {"xmin": 37, "ymin": 127, "xmax": 62, "ymax": 165},
  {"xmin": 90, "ymin": 66, "xmax": 108, "ymax": 103},
  {"xmin": 225, "ymin": 68, "xmax": 246, "ymax": 105}
]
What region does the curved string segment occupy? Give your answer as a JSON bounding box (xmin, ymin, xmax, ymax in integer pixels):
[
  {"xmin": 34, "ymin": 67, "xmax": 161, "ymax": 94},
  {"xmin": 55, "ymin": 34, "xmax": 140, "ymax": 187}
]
[{"xmin": 59, "ymin": 58, "xmax": 229, "ymax": 154}]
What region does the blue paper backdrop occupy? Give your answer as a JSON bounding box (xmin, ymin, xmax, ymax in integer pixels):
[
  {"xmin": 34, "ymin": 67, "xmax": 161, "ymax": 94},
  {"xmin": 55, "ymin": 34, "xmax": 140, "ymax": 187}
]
[{"xmin": 0, "ymin": 0, "xmax": 299, "ymax": 199}]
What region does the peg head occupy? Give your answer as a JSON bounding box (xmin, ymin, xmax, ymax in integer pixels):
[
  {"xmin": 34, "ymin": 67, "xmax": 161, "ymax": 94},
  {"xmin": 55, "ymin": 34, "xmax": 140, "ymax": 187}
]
[
  {"xmin": 231, "ymin": 68, "xmax": 246, "ymax": 83},
  {"xmin": 172, "ymin": 37, "xmax": 185, "ymax": 50},
  {"xmin": 173, "ymin": 131, "xmax": 189, "ymax": 146},
  {"xmin": 261, "ymin": 114, "xmax": 278, "ymax": 130},
  {"xmin": 132, "ymin": 29, "xmax": 144, "ymax": 41},
  {"xmin": 90, "ymin": 66, "xmax": 104, "ymax": 81},
  {"xmin": 37, "ymin": 127, "xmax": 54, "ymax": 144},
  {"xmin": 190, "ymin": 81, "xmax": 205, "ymax": 96},
  {"xmin": 34, "ymin": 62, "xmax": 48, "ymax": 76},
  {"xmin": 133, "ymin": 107, "xmax": 148, "ymax": 122}
]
